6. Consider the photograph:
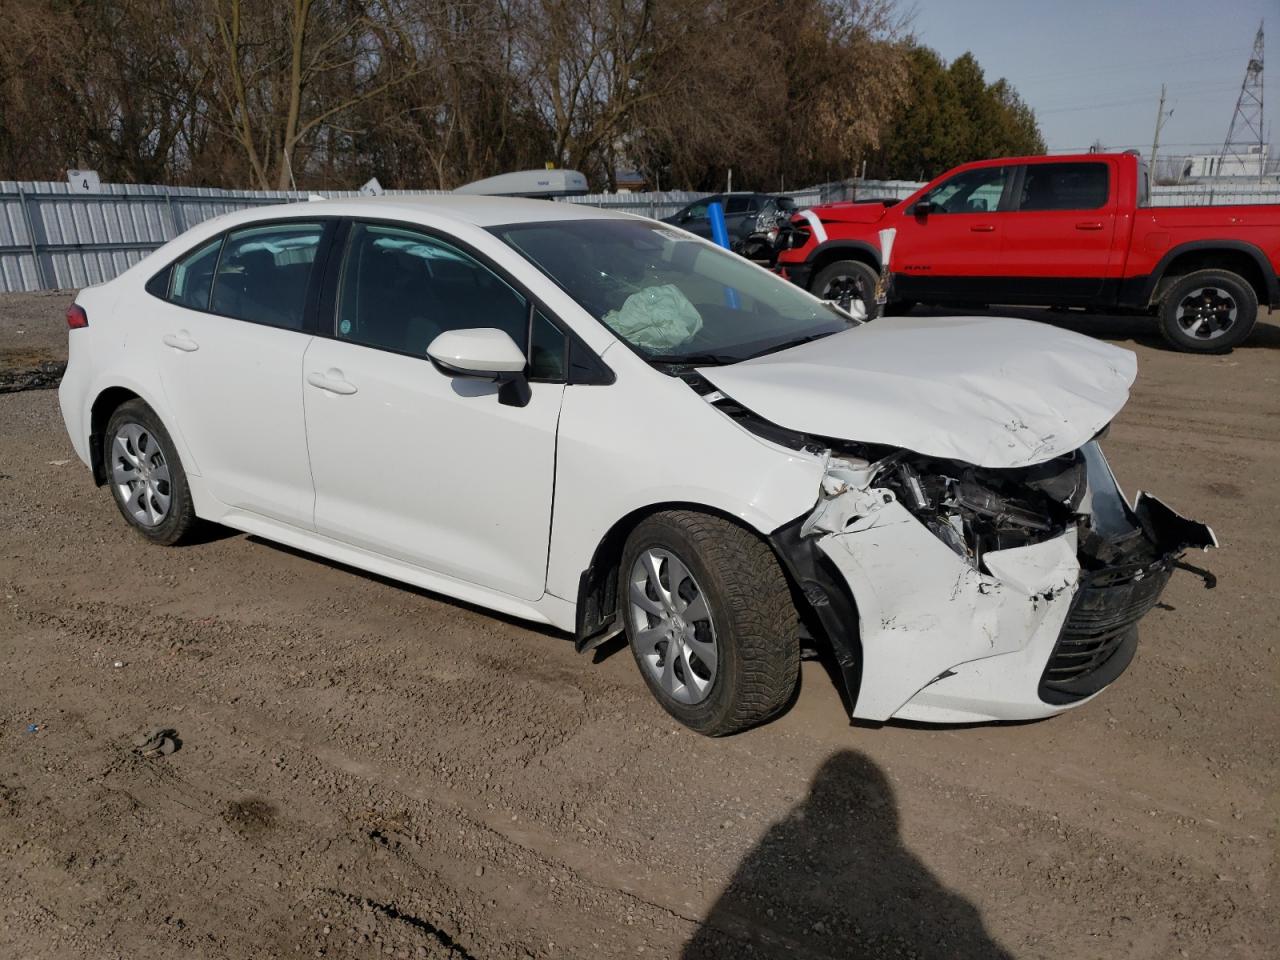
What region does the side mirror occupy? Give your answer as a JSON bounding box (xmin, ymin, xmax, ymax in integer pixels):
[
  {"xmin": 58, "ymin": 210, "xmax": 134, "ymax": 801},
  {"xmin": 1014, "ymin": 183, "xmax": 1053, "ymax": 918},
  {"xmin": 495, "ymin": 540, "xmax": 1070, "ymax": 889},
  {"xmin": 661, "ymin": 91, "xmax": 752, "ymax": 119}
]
[
  {"xmin": 912, "ymin": 200, "xmax": 935, "ymax": 217},
  {"xmin": 427, "ymin": 328, "xmax": 530, "ymax": 406}
]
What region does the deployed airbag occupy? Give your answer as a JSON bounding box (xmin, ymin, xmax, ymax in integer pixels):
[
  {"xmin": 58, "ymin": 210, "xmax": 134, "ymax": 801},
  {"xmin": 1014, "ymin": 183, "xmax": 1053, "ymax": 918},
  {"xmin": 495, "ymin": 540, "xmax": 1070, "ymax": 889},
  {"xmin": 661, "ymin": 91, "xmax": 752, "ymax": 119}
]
[{"xmin": 602, "ymin": 284, "xmax": 703, "ymax": 350}]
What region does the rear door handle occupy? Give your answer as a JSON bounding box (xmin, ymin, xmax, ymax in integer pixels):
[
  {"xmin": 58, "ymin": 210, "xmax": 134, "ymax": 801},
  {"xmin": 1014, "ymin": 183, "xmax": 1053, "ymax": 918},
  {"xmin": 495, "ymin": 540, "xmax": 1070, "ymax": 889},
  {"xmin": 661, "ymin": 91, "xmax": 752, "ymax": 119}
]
[
  {"xmin": 1075, "ymin": 221, "xmax": 1104, "ymax": 231},
  {"xmin": 307, "ymin": 369, "xmax": 358, "ymax": 396},
  {"xmin": 969, "ymin": 224, "xmax": 995, "ymax": 232},
  {"xmin": 162, "ymin": 331, "xmax": 199, "ymax": 352}
]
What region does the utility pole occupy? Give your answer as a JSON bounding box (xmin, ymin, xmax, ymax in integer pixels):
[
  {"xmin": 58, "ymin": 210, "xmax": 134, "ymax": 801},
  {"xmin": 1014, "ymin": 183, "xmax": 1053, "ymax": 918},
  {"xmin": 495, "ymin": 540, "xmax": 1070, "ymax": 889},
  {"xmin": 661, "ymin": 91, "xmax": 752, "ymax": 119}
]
[{"xmin": 1149, "ymin": 83, "xmax": 1173, "ymax": 177}]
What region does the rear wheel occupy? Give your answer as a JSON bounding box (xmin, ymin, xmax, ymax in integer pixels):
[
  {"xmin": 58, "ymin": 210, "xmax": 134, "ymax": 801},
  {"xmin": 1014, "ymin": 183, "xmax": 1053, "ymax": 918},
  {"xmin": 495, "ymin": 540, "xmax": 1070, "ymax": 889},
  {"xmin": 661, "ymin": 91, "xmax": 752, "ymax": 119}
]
[
  {"xmin": 620, "ymin": 511, "xmax": 799, "ymax": 736},
  {"xmin": 1157, "ymin": 269, "xmax": 1257, "ymax": 353},
  {"xmin": 104, "ymin": 399, "xmax": 197, "ymax": 545},
  {"xmin": 811, "ymin": 259, "xmax": 878, "ymax": 318}
]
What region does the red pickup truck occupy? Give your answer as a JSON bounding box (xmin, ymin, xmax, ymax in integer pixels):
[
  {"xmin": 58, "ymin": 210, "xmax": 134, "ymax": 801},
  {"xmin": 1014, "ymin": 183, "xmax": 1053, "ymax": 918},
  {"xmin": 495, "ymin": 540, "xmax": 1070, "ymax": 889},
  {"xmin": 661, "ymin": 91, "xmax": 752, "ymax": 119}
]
[{"xmin": 774, "ymin": 152, "xmax": 1280, "ymax": 352}]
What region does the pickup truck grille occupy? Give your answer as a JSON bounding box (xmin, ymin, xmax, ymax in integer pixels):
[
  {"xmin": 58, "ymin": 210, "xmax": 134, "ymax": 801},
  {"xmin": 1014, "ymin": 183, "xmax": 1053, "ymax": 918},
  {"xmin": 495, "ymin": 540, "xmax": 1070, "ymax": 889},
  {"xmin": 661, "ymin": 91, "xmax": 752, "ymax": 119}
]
[{"xmin": 1039, "ymin": 558, "xmax": 1174, "ymax": 704}]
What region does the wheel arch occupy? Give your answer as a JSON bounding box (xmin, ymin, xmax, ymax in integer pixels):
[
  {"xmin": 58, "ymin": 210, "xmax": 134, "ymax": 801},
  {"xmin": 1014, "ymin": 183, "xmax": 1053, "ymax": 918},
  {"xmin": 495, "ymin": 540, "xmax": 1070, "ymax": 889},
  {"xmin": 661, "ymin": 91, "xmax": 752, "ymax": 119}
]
[
  {"xmin": 1145, "ymin": 240, "xmax": 1277, "ymax": 309},
  {"xmin": 87, "ymin": 383, "xmax": 190, "ymax": 486},
  {"xmin": 572, "ymin": 500, "xmax": 864, "ymax": 713},
  {"xmin": 88, "ymin": 386, "xmax": 143, "ymax": 485},
  {"xmin": 574, "ymin": 500, "xmax": 766, "ymax": 653},
  {"xmin": 803, "ymin": 241, "xmax": 882, "ymax": 291}
]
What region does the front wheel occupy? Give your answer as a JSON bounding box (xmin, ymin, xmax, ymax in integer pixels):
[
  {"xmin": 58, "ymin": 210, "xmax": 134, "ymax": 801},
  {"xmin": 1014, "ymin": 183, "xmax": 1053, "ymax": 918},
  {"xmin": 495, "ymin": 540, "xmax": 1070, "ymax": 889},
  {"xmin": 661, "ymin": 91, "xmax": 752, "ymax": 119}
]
[
  {"xmin": 620, "ymin": 511, "xmax": 800, "ymax": 736},
  {"xmin": 810, "ymin": 259, "xmax": 878, "ymax": 318},
  {"xmin": 1157, "ymin": 269, "xmax": 1258, "ymax": 353}
]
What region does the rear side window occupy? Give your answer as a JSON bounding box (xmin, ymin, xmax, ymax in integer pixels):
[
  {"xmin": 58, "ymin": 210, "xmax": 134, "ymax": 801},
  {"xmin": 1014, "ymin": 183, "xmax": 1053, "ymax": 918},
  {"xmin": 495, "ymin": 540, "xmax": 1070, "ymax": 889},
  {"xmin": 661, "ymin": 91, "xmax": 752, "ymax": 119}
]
[
  {"xmin": 1017, "ymin": 163, "xmax": 1109, "ymax": 211},
  {"xmin": 335, "ymin": 222, "xmax": 529, "ymax": 359},
  {"xmin": 209, "ymin": 222, "xmax": 325, "ymax": 330},
  {"xmin": 725, "ymin": 197, "xmax": 757, "ymax": 215},
  {"xmin": 168, "ymin": 237, "xmax": 222, "ymax": 311}
]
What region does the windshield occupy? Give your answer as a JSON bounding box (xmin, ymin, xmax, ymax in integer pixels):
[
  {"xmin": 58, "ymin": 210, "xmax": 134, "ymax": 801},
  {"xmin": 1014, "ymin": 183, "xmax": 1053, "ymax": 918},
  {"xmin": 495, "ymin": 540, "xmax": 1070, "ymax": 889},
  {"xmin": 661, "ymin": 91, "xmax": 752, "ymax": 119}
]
[{"xmin": 493, "ymin": 219, "xmax": 856, "ymax": 366}]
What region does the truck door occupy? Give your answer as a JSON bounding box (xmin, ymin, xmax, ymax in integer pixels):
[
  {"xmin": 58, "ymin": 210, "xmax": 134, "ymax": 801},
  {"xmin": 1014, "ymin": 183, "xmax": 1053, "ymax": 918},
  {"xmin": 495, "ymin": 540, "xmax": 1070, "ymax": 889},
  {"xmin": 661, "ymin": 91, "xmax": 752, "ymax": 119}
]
[
  {"xmin": 999, "ymin": 160, "xmax": 1117, "ymax": 302},
  {"xmin": 892, "ymin": 164, "xmax": 1015, "ymax": 303}
]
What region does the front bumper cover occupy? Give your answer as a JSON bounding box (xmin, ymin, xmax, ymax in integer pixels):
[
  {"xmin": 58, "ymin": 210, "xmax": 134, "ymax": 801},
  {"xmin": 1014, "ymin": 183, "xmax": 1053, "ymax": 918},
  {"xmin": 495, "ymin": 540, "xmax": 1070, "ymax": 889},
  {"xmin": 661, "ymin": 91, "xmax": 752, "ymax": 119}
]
[{"xmin": 771, "ymin": 449, "xmax": 1216, "ymax": 725}]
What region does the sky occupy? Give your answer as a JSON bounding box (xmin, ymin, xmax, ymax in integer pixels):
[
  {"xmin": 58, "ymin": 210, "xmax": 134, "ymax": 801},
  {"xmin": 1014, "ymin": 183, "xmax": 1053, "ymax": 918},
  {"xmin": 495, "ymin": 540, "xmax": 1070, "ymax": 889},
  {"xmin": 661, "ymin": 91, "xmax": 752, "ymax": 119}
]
[{"xmin": 908, "ymin": 0, "xmax": 1276, "ymax": 158}]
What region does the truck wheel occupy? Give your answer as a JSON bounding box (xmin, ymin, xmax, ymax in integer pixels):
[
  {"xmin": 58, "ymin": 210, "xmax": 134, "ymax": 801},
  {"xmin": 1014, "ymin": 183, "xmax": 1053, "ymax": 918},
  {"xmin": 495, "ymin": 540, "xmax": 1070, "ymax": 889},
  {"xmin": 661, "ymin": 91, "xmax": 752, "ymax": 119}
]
[
  {"xmin": 811, "ymin": 259, "xmax": 878, "ymax": 318},
  {"xmin": 1158, "ymin": 269, "xmax": 1257, "ymax": 353},
  {"xmin": 620, "ymin": 511, "xmax": 800, "ymax": 736}
]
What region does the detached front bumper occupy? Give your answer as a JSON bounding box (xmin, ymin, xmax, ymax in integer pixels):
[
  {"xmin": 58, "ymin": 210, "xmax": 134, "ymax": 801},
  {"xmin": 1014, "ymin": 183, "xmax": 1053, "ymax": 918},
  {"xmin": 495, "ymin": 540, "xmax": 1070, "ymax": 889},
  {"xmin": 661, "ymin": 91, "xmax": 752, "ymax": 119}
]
[{"xmin": 774, "ymin": 448, "xmax": 1215, "ymax": 725}]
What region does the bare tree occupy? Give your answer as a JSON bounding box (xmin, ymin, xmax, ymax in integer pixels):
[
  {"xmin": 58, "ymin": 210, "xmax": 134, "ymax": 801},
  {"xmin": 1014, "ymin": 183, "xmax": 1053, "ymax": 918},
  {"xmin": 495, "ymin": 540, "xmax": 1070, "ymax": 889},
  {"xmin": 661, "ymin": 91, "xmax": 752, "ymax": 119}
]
[{"xmin": 199, "ymin": 0, "xmax": 419, "ymax": 189}]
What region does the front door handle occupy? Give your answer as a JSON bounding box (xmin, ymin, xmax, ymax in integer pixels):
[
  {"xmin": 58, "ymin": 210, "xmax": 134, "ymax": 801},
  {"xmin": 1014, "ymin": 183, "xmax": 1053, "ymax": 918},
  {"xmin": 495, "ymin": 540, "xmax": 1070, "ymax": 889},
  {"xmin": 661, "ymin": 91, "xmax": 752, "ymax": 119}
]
[
  {"xmin": 307, "ymin": 369, "xmax": 358, "ymax": 396},
  {"xmin": 969, "ymin": 224, "xmax": 996, "ymax": 232},
  {"xmin": 162, "ymin": 331, "xmax": 199, "ymax": 352},
  {"xmin": 1075, "ymin": 221, "xmax": 1104, "ymax": 231}
]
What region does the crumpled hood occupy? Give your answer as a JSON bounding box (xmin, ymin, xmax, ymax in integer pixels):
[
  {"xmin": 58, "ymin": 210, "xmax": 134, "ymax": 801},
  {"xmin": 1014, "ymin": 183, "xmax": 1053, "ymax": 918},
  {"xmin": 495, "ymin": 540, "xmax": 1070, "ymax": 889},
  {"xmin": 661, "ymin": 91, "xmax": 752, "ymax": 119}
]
[
  {"xmin": 797, "ymin": 201, "xmax": 892, "ymax": 226},
  {"xmin": 698, "ymin": 315, "xmax": 1138, "ymax": 468}
]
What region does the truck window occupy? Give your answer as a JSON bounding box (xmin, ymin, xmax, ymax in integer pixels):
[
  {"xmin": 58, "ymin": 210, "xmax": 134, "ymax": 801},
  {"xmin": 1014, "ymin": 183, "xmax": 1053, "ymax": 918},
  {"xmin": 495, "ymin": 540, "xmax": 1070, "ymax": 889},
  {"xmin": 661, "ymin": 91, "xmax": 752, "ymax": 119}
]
[
  {"xmin": 1017, "ymin": 163, "xmax": 1109, "ymax": 211},
  {"xmin": 920, "ymin": 166, "xmax": 1010, "ymax": 214}
]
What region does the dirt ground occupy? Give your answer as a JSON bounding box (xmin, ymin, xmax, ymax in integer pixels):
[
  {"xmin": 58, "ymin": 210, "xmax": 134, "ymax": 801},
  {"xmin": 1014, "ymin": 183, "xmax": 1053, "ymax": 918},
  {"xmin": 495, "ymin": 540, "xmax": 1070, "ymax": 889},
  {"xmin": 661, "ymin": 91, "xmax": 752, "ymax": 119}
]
[{"xmin": 0, "ymin": 292, "xmax": 1275, "ymax": 959}]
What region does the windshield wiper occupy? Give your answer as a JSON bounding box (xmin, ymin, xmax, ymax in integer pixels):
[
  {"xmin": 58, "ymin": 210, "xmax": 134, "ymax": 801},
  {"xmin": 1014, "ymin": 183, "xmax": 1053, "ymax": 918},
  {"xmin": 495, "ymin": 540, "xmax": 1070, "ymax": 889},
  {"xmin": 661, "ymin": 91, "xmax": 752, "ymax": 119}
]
[
  {"xmin": 645, "ymin": 352, "xmax": 742, "ymax": 367},
  {"xmin": 743, "ymin": 331, "xmax": 838, "ymax": 361}
]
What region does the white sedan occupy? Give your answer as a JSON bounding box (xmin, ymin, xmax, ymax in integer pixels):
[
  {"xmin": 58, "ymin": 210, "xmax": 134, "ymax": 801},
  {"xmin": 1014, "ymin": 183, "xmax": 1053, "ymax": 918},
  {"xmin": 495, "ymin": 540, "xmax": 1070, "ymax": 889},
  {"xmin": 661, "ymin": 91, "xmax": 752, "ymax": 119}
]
[{"xmin": 58, "ymin": 197, "xmax": 1216, "ymax": 735}]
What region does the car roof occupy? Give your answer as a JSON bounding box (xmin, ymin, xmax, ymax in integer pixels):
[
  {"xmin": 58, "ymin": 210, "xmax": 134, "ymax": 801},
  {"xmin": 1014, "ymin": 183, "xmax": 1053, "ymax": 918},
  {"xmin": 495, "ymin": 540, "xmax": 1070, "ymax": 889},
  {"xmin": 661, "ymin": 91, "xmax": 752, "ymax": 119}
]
[{"xmin": 221, "ymin": 194, "xmax": 638, "ymax": 230}]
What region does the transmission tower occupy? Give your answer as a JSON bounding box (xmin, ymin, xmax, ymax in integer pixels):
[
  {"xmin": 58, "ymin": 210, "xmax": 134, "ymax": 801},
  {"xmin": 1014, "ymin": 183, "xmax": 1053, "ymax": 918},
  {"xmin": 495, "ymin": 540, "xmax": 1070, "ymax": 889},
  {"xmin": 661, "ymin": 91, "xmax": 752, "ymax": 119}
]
[{"xmin": 1216, "ymin": 22, "xmax": 1265, "ymax": 180}]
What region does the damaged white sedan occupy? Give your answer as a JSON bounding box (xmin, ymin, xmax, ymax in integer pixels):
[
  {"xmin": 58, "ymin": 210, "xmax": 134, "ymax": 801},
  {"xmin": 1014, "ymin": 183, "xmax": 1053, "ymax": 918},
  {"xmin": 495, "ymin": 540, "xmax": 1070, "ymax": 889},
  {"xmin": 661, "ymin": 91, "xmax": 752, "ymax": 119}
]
[{"xmin": 59, "ymin": 197, "xmax": 1216, "ymax": 735}]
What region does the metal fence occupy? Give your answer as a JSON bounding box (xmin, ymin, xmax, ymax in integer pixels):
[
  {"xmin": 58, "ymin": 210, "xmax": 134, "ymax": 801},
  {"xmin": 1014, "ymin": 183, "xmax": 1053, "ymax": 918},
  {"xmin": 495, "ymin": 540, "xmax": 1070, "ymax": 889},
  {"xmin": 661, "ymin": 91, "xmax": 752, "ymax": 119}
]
[{"xmin": 3, "ymin": 176, "xmax": 1277, "ymax": 293}]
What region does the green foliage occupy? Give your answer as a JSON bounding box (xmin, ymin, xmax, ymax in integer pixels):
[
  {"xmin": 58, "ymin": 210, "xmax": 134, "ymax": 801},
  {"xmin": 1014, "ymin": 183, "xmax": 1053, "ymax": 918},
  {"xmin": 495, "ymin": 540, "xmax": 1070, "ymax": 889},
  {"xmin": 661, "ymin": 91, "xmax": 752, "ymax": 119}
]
[{"xmin": 868, "ymin": 44, "xmax": 1046, "ymax": 181}]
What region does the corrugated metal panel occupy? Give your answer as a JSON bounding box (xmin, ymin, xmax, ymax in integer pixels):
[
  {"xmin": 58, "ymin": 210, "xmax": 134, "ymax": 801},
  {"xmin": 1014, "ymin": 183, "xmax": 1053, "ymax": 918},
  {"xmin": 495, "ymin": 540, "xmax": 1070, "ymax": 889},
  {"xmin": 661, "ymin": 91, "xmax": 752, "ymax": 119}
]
[{"xmin": 3, "ymin": 178, "xmax": 1277, "ymax": 292}]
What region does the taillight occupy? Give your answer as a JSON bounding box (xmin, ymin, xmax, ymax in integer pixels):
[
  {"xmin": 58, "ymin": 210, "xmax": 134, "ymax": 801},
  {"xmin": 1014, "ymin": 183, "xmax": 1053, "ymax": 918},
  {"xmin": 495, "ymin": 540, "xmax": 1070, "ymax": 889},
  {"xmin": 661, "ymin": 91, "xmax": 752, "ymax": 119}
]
[{"xmin": 66, "ymin": 304, "xmax": 88, "ymax": 329}]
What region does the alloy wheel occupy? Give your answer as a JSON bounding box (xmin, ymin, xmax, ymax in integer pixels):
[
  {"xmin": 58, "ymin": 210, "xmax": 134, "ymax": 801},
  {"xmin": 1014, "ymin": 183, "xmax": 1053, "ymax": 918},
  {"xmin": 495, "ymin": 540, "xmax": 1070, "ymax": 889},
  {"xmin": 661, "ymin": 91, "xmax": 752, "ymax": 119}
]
[
  {"xmin": 110, "ymin": 421, "xmax": 172, "ymax": 526},
  {"xmin": 628, "ymin": 548, "xmax": 719, "ymax": 705},
  {"xmin": 1175, "ymin": 286, "xmax": 1238, "ymax": 341},
  {"xmin": 821, "ymin": 274, "xmax": 865, "ymax": 303}
]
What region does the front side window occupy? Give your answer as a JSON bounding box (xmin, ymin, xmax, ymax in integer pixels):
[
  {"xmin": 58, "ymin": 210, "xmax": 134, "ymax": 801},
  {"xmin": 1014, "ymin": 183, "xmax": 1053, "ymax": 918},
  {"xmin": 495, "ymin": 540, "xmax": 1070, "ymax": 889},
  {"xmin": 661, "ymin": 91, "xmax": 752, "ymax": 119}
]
[
  {"xmin": 920, "ymin": 166, "xmax": 1010, "ymax": 214},
  {"xmin": 210, "ymin": 222, "xmax": 325, "ymax": 329},
  {"xmin": 168, "ymin": 237, "xmax": 223, "ymax": 311},
  {"xmin": 1017, "ymin": 162, "xmax": 1109, "ymax": 211},
  {"xmin": 684, "ymin": 201, "xmax": 710, "ymax": 221},
  {"xmin": 495, "ymin": 219, "xmax": 855, "ymax": 366},
  {"xmin": 335, "ymin": 223, "xmax": 530, "ymax": 359}
]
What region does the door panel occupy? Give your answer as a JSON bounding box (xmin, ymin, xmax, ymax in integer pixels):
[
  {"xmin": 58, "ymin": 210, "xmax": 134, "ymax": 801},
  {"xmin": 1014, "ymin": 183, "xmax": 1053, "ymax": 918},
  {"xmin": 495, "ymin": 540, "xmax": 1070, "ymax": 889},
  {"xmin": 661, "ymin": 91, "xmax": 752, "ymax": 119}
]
[
  {"xmin": 302, "ymin": 338, "xmax": 563, "ymax": 600},
  {"xmin": 302, "ymin": 220, "xmax": 564, "ymax": 601},
  {"xmin": 893, "ymin": 165, "xmax": 1012, "ymax": 302},
  {"xmin": 154, "ymin": 221, "xmax": 326, "ymax": 526},
  {"xmin": 999, "ymin": 161, "xmax": 1118, "ymax": 300},
  {"xmin": 157, "ymin": 308, "xmax": 315, "ymax": 523}
]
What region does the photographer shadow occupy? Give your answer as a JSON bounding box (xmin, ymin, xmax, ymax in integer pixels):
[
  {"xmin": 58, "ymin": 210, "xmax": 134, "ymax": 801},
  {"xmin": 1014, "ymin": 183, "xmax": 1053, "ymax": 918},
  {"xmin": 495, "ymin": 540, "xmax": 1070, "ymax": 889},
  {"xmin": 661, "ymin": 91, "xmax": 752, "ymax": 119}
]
[{"xmin": 682, "ymin": 749, "xmax": 1013, "ymax": 959}]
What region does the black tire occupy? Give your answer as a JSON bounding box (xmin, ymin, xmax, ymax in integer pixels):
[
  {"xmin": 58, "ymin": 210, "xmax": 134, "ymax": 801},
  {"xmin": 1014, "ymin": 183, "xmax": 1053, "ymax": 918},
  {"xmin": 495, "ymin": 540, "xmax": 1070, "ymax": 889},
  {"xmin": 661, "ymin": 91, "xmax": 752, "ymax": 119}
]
[
  {"xmin": 1157, "ymin": 268, "xmax": 1258, "ymax": 353},
  {"xmin": 619, "ymin": 511, "xmax": 799, "ymax": 736},
  {"xmin": 103, "ymin": 399, "xmax": 197, "ymax": 546},
  {"xmin": 810, "ymin": 259, "xmax": 879, "ymax": 318}
]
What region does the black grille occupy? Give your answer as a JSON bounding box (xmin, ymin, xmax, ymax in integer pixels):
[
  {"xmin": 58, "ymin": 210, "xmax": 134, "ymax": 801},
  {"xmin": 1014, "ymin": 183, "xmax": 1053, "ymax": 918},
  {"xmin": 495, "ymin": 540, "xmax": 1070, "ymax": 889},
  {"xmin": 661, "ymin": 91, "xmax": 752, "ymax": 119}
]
[{"xmin": 1039, "ymin": 559, "xmax": 1174, "ymax": 704}]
